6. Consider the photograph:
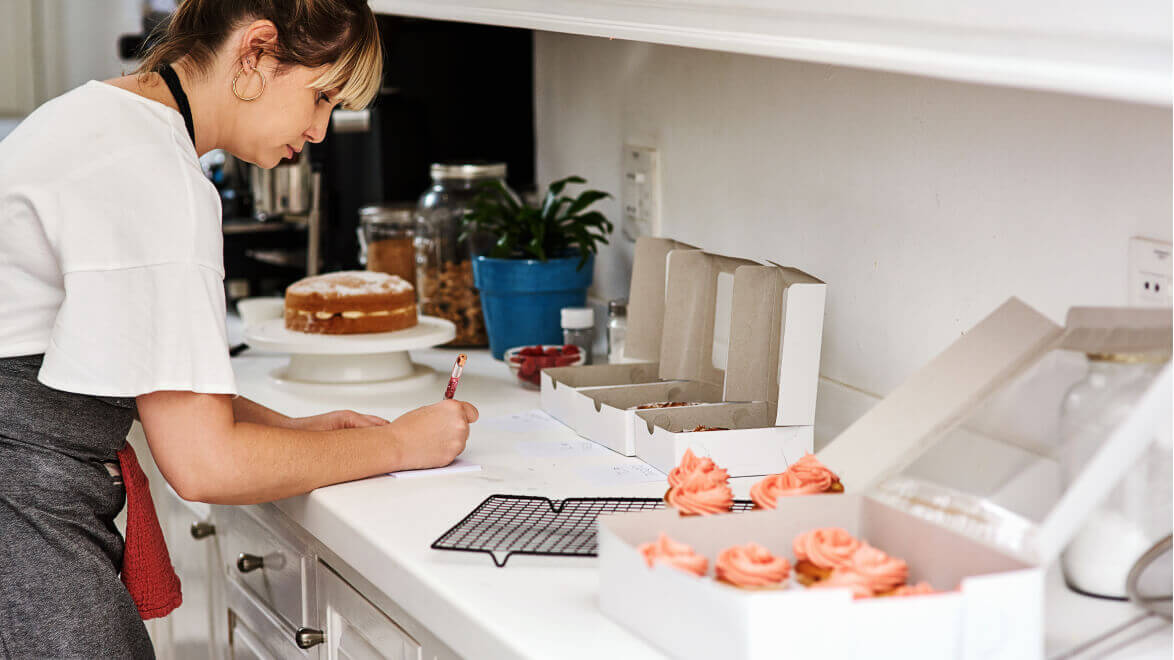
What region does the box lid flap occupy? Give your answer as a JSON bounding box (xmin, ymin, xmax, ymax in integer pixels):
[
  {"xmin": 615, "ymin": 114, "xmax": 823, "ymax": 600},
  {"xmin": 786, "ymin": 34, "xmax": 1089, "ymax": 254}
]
[
  {"xmin": 723, "ymin": 266, "xmax": 826, "ymax": 414},
  {"xmin": 625, "ymin": 237, "xmax": 698, "ymax": 361},
  {"xmin": 821, "ymin": 298, "xmax": 1173, "ymax": 564},
  {"xmin": 658, "ymin": 250, "xmax": 773, "ymax": 387}
]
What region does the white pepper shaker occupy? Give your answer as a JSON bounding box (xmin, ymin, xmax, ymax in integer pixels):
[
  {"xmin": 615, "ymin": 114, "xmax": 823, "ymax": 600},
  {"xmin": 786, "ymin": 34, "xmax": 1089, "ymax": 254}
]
[{"xmin": 561, "ymin": 307, "xmax": 595, "ymax": 365}]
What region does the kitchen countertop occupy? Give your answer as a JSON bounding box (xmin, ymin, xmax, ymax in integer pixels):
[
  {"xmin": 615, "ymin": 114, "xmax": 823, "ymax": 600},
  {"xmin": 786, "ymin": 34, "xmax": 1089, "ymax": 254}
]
[{"xmin": 229, "ymin": 345, "xmax": 1170, "ymax": 659}]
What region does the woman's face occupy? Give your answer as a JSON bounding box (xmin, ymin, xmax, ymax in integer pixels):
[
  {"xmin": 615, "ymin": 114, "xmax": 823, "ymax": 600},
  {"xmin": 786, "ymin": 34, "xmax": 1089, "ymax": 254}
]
[{"xmin": 230, "ymin": 61, "xmax": 339, "ymax": 168}]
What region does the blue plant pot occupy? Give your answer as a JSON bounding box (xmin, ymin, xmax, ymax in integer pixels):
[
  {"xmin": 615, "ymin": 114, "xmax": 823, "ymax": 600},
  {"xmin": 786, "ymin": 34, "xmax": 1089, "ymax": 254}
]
[{"xmin": 473, "ymin": 254, "xmax": 595, "ymax": 360}]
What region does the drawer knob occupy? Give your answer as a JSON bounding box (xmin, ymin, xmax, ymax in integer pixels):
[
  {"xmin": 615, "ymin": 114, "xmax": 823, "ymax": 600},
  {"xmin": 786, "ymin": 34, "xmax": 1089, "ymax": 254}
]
[
  {"xmin": 295, "ymin": 627, "xmax": 326, "ymax": 649},
  {"xmin": 236, "ymin": 553, "xmax": 264, "ymax": 573},
  {"xmin": 190, "ymin": 521, "xmax": 216, "ymax": 540}
]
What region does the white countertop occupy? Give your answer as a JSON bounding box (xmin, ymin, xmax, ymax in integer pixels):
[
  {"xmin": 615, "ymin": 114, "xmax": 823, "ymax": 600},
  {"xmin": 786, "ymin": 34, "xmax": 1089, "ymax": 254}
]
[{"xmin": 230, "ymin": 346, "xmax": 1170, "ymax": 659}]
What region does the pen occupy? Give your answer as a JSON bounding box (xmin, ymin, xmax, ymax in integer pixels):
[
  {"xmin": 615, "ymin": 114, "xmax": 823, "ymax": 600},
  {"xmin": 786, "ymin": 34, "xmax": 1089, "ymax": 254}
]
[{"xmin": 443, "ymin": 354, "xmax": 467, "ymax": 400}]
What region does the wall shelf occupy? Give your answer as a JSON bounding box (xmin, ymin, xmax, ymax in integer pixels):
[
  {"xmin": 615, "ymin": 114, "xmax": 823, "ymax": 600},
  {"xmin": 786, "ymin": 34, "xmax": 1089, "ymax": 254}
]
[{"xmin": 370, "ymin": 0, "xmax": 1171, "ymax": 106}]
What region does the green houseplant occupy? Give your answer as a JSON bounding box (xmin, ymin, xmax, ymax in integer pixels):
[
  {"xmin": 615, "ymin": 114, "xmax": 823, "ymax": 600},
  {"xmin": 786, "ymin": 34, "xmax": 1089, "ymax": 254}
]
[{"xmin": 464, "ymin": 176, "xmax": 614, "ymax": 359}]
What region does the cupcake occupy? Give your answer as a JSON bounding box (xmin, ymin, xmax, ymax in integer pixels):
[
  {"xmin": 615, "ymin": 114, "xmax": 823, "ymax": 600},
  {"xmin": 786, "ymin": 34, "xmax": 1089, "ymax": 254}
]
[
  {"xmin": 666, "ymin": 448, "xmax": 728, "ymax": 489},
  {"xmin": 665, "ymin": 470, "xmax": 734, "ymax": 516},
  {"xmin": 636, "ymin": 533, "xmax": 709, "ymax": 577},
  {"xmin": 749, "ymin": 454, "xmax": 843, "ymax": 509},
  {"xmin": 715, "ymin": 542, "xmax": 791, "ymax": 590},
  {"xmin": 815, "ymin": 543, "xmax": 909, "ymax": 599},
  {"xmin": 788, "ymin": 454, "xmax": 843, "ymax": 493},
  {"xmin": 792, "ymin": 527, "xmax": 862, "ymax": 586}
]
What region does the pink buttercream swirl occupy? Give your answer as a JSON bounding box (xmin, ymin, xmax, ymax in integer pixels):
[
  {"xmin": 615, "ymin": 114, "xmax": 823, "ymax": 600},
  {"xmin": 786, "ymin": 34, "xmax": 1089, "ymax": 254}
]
[
  {"xmin": 812, "ymin": 570, "xmax": 874, "ymax": 599},
  {"xmin": 816, "ymin": 544, "xmax": 909, "ymax": 598},
  {"xmin": 666, "ymin": 448, "xmax": 728, "ymax": 488},
  {"xmin": 666, "ymin": 471, "xmax": 734, "ymax": 515},
  {"xmin": 749, "ymin": 454, "xmax": 842, "ymax": 509},
  {"xmin": 890, "ymin": 582, "xmax": 935, "ymax": 597},
  {"xmin": 788, "ymin": 454, "xmax": 840, "ymax": 492},
  {"xmin": 715, "ymin": 543, "xmax": 791, "ymax": 588},
  {"xmin": 636, "ymin": 533, "xmax": 709, "ymax": 577},
  {"xmin": 792, "ymin": 528, "xmax": 862, "ymax": 570}
]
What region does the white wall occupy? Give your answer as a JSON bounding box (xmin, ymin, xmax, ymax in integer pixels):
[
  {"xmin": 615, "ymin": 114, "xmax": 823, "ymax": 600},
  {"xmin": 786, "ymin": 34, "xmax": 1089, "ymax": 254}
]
[
  {"xmin": 34, "ymin": 0, "xmax": 142, "ymax": 100},
  {"xmin": 534, "ymin": 33, "xmax": 1172, "ymax": 444}
]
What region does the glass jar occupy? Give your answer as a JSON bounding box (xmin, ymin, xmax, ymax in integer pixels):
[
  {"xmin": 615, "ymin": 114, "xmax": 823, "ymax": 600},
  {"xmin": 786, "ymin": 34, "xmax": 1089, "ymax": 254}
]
[
  {"xmin": 607, "ymin": 298, "xmax": 627, "ymax": 363},
  {"xmin": 561, "ymin": 307, "xmax": 595, "ymax": 365},
  {"xmin": 357, "ymin": 204, "xmax": 417, "ymax": 288},
  {"xmin": 1059, "ymin": 352, "xmax": 1172, "ymax": 599},
  {"xmin": 416, "ymin": 162, "xmax": 513, "ymax": 347}
]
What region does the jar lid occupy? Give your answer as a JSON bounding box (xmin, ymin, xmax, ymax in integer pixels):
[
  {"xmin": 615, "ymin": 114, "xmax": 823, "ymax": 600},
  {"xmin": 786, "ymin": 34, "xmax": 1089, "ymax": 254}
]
[
  {"xmin": 359, "ymin": 203, "xmax": 415, "ymax": 227},
  {"xmin": 430, "ymin": 161, "xmax": 507, "ymax": 181},
  {"xmin": 1086, "ymin": 351, "xmax": 1172, "ymax": 364},
  {"xmin": 608, "ymin": 299, "xmax": 628, "ymax": 316},
  {"xmin": 561, "ymin": 307, "xmax": 595, "ymax": 330}
]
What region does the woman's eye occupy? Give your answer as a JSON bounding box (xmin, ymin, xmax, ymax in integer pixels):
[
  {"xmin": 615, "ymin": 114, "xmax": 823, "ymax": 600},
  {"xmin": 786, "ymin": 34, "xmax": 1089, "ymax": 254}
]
[{"xmin": 317, "ymin": 92, "xmax": 330, "ymax": 104}]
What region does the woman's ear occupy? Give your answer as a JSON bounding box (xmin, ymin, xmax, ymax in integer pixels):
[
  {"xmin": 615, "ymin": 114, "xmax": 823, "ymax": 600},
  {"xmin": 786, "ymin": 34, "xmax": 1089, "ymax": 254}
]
[{"xmin": 237, "ymin": 19, "xmax": 279, "ymax": 72}]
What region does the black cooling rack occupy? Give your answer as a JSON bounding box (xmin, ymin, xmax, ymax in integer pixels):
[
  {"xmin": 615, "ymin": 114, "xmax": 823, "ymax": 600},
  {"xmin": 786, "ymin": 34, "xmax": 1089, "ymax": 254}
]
[{"xmin": 431, "ymin": 494, "xmax": 755, "ymax": 567}]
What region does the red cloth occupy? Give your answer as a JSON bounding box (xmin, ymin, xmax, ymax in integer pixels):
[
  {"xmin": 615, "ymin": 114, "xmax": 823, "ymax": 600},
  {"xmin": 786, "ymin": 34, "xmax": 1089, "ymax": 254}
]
[{"xmin": 117, "ymin": 443, "xmax": 183, "ymax": 619}]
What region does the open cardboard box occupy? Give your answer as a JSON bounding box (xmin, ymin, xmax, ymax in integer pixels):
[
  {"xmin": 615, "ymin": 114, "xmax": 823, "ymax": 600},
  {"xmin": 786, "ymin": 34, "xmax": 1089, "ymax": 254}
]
[
  {"xmin": 541, "ymin": 236, "xmax": 698, "ymax": 454},
  {"xmin": 546, "ymin": 247, "xmax": 825, "ymax": 461},
  {"xmin": 599, "ymin": 298, "xmax": 1172, "ymax": 659},
  {"xmin": 632, "ymin": 256, "xmax": 826, "ymax": 476}
]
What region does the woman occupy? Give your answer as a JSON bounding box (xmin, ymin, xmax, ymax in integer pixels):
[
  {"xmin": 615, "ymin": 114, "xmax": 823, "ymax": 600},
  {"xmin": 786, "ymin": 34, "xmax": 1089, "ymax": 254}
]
[{"xmin": 0, "ymin": 1, "xmax": 477, "ymax": 656}]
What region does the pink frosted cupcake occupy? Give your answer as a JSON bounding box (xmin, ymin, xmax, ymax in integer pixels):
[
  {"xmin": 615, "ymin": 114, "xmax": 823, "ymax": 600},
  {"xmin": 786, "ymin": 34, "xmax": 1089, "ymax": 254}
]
[
  {"xmin": 792, "ymin": 527, "xmax": 862, "ymax": 586},
  {"xmin": 636, "ymin": 533, "xmax": 709, "ymax": 577},
  {"xmin": 715, "ymin": 543, "xmax": 792, "ymax": 590},
  {"xmin": 666, "ymin": 448, "xmax": 729, "ymax": 489},
  {"xmin": 665, "ymin": 470, "xmax": 734, "ymax": 516},
  {"xmin": 815, "ymin": 543, "xmax": 909, "ymax": 599},
  {"xmin": 749, "ymin": 454, "xmax": 843, "ymax": 510}
]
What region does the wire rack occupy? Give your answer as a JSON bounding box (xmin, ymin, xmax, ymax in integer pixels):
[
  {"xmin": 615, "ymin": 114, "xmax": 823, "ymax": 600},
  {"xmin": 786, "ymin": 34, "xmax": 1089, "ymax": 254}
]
[{"xmin": 431, "ymin": 494, "xmax": 755, "ymax": 567}]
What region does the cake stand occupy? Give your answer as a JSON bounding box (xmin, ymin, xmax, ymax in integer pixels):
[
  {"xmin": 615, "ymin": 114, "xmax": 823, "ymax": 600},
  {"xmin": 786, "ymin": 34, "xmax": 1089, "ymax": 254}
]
[{"xmin": 244, "ymin": 316, "xmax": 456, "ymax": 390}]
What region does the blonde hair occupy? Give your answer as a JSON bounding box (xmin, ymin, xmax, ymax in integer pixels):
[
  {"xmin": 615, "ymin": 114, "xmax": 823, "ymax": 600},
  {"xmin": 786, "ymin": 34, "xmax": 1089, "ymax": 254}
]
[{"xmin": 137, "ymin": 0, "xmax": 382, "ymax": 110}]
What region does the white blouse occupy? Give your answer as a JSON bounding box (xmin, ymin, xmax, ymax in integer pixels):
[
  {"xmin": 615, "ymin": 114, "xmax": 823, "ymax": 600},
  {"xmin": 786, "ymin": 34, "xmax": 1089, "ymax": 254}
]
[{"xmin": 0, "ymin": 80, "xmax": 236, "ymax": 397}]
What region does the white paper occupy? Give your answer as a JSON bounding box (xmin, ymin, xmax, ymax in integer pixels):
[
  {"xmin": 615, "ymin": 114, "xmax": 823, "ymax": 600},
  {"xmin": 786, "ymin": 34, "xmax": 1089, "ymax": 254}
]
[
  {"xmin": 516, "ymin": 438, "xmax": 611, "ymax": 457},
  {"xmin": 575, "ymin": 462, "xmax": 666, "ymax": 485},
  {"xmin": 388, "ymin": 458, "xmax": 481, "ymax": 479},
  {"xmin": 479, "ymin": 409, "xmax": 563, "ymax": 433}
]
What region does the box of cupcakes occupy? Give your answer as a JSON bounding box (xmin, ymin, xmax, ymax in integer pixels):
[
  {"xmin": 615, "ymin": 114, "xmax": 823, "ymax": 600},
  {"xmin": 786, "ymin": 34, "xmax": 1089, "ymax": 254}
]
[
  {"xmin": 540, "ymin": 236, "xmax": 700, "ymax": 455},
  {"xmin": 600, "ymin": 299, "xmax": 1171, "ymax": 659},
  {"xmin": 545, "ymin": 246, "xmax": 826, "ymax": 462}
]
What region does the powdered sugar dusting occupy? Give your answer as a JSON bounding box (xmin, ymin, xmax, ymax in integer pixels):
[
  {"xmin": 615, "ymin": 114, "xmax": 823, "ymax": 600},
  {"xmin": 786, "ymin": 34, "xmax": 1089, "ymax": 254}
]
[{"xmin": 288, "ymin": 270, "xmax": 414, "ymax": 296}]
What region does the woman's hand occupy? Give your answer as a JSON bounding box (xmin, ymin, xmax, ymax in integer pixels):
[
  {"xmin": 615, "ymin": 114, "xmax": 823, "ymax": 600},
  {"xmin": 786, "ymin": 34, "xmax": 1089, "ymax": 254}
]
[
  {"xmin": 288, "ymin": 409, "xmax": 390, "ymax": 431},
  {"xmin": 387, "ymin": 399, "xmax": 479, "ymax": 470}
]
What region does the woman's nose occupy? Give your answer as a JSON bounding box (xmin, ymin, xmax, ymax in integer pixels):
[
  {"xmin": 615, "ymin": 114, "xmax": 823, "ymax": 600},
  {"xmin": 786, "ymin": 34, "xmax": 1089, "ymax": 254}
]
[{"xmin": 304, "ymin": 110, "xmax": 330, "ymax": 143}]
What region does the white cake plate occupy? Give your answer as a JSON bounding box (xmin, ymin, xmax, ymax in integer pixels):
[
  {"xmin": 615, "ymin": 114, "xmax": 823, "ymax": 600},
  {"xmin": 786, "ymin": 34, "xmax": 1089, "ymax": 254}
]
[{"xmin": 244, "ymin": 316, "xmax": 456, "ymax": 385}]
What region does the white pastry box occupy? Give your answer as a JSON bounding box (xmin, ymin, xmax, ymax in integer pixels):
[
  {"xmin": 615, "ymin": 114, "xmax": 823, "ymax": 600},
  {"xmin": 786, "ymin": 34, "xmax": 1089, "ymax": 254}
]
[
  {"xmin": 541, "ymin": 236, "xmax": 704, "ymax": 455},
  {"xmin": 546, "ymin": 247, "xmax": 825, "ymax": 461},
  {"xmin": 599, "ymin": 299, "xmax": 1172, "ymax": 659},
  {"xmin": 632, "ymin": 252, "xmax": 826, "ymax": 476}
]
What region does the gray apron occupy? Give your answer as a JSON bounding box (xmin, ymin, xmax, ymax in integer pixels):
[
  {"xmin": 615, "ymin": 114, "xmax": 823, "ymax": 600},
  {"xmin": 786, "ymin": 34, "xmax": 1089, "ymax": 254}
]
[{"xmin": 0, "ymin": 354, "xmax": 154, "ymax": 658}]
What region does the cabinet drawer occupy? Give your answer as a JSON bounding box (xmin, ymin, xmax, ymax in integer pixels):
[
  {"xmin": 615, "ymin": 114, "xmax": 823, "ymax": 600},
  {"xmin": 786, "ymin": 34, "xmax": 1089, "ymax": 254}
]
[
  {"xmin": 226, "ymin": 579, "xmax": 316, "ymax": 660},
  {"xmin": 218, "ymin": 505, "xmax": 315, "ymax": 630},
  {"xmin": 319, "ymin": 563, "xmax": 421, "ymax": 660}
]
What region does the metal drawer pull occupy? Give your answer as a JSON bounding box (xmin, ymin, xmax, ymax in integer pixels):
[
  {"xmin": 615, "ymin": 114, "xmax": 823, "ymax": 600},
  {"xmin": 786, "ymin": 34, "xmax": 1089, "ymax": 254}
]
[
  {"xmin": 295, "ymin": 627, "xmax": 326, "ymax": 649},
  {"xmin": 236, "ymin": 553, "xmax": 265, "ymax": 573},
  {"xmin": 190, "ymin": 521, "xmax": 216, "ymax": 539}
]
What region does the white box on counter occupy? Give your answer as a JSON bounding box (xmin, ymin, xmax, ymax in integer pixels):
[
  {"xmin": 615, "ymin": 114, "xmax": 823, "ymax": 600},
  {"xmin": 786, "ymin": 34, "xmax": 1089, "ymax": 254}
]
[
  {"xmin": 633, "ymin": 256, "xmax": 826, "ymax": 476},
  {"xmin": 599, "ymin": 298, "xmax": 1173, "ymax": 659},
  {"xmin": 546, "ymin": 246, "xmax": 825, "ymax": 462},
  {"xmin": 541, "ymin": 236, "xmax": 699, "ymax": 454}
]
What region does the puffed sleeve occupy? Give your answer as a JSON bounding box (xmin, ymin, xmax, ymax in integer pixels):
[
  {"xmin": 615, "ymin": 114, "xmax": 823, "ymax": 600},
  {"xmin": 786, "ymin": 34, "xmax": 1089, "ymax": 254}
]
[{"xmin": 36, "ymin": 141, "xmax": 237, "ymax": 397}]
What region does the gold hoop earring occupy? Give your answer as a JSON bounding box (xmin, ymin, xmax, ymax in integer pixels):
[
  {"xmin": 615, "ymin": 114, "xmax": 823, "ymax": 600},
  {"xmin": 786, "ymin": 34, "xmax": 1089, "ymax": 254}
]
[{"xmin": 232, "ymin": 66, "xmax": 267, "ymax": 101}]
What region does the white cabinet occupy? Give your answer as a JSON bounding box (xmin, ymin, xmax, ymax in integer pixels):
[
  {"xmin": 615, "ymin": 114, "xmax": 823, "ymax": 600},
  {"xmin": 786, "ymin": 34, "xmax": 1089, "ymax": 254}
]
[
  {"xmin": 317, "ymin": 565, "xmax": 422, "ymax": 660},
  {"xmin": 369, "ymin": 0, "xmax": 1171, "ymax": 105}
]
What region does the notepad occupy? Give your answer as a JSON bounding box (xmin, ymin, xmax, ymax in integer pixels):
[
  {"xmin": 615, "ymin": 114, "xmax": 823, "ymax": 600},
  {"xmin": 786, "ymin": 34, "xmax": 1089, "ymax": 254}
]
[{"xmin": 388, "ymin": 458, "xmax": 481, "ymax": 479}]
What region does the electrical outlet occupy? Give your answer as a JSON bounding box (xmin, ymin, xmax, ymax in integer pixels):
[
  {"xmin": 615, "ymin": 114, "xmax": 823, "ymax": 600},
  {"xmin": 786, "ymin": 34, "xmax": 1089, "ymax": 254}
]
[
  {"xmin": 1128, "ymin": 237, "xmax": 1173, "ymax": 307},
  {"xmin": 621, "ymin": 144, "xmax": 660, "ymax": 240}
]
